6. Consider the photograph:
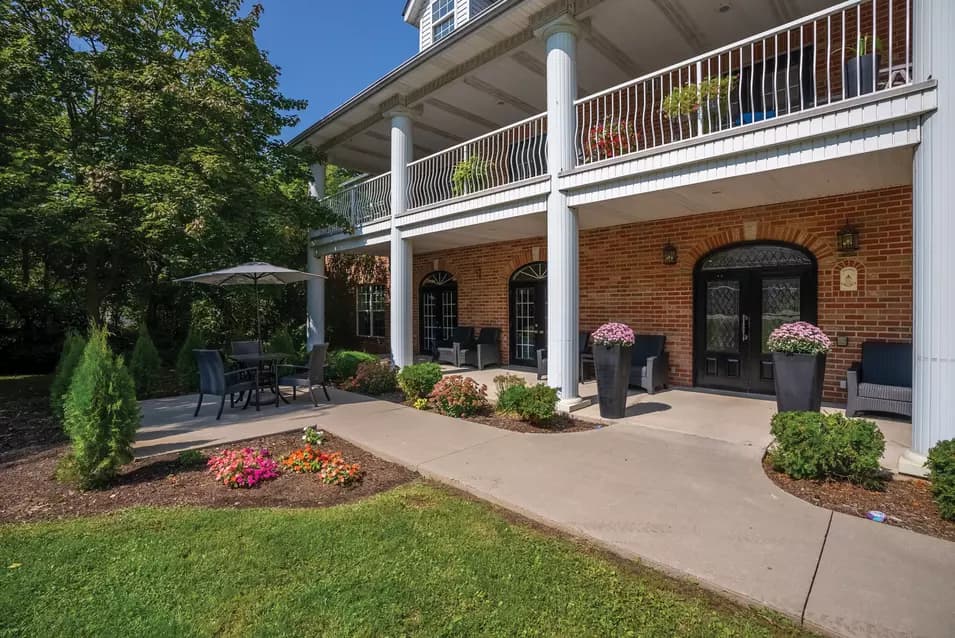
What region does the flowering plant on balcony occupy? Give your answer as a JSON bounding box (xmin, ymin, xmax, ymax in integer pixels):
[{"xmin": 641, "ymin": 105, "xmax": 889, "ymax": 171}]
[
  {"xmin": 591, "ymin": 322, "xmax": 635, "ymax": 348},
  {"xmin": 766, "ymin": 321, "xmax": 832, "ymax": 355},
  {"xmin": 662, "ymin": 76, "xmax": 734, "ymax": 135},
  {"xmin": 583, "ymin": 119, "xmax": 639, "ymax": 162},
  {"xmin": 451, "ymin": 155, "xmax": 496, "ymax": 196}
]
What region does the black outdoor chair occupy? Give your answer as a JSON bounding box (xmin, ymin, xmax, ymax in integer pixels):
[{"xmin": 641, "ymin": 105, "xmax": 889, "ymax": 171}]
[
  {"xmin": 193, "ymin": 349, "xmax": 256, "ymax": 420},
  {"xmin": 846, "ymin": 341, "xmax": 912, "ymax": 418},
  {"xmin": 460, "ymin": 328, "xmax": 501, "ymax": 370},
  {"xmin": 277, "ymin": 344, "xmax": 331, "ymax": 406},
  {"xmin": 537, "ymin": 331, "xmax": 593, "ymax": 381},
  {"xmin": 628, "ymin": 334, "xmax": 668, "ymax": 395},
  {"xmin": 231, "ymin": 340, "xmax": 262, "ymax": 356},
  {"xmin": 435, "ymin": 326, "xmax": 474, "ymax": 366}
]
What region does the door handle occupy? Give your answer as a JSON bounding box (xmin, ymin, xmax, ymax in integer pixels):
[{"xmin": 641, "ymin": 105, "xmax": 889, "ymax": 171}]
[{"xmin": 742, "ymin": 314, "xmax": 751, "ymax": 343}]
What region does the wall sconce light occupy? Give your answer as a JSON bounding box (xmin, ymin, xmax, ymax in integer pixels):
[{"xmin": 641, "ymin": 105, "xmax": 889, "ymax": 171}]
[
  {"xmin": 837, "ymin": 221, "xmax": 859, "ymax": 254},
  {"xmin": 662, "ymin": 242, "xmax": 678, "ymax": 265}
]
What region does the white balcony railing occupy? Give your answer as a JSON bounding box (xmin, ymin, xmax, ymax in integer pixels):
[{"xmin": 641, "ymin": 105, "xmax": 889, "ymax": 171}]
[
  {"xmin": 575, "ymin": 0, "xmax": 912, "ymax": 166},
  {"xmin": 408, "ymin": 113, "xmax": 547, "ymax": 209},
  {"xmin": 319, "ymin": 172, "xmax": 391, "ymax": 229}
]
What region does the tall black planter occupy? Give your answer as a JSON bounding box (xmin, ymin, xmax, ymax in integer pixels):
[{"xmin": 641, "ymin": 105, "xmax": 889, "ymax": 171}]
[
  {"xmin": 594, "ymin": 344, "xmax": 631, "ymax": 418},
  {"xmin": 844, "ymin": 54, "xmax": 881, "ymax": 97},
  {"xmin": 772, "ymin": 352, "xmax": 826, "ymax": 412}
]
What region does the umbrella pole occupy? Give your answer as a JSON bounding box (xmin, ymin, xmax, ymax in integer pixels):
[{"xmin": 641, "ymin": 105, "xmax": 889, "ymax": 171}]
[{"xmin": 255, "ymin": 277, "xmax": 262, "ymax": 345}]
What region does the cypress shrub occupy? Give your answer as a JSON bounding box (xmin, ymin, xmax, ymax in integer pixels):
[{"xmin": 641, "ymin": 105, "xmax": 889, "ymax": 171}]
[
  {"xmin": 927, "ymin": 439, "xmax": 955, "ymax": 521},
  {"xmin": 50, "ymin": 331, "xmax": 87, "ymax": 423},
  {"xmin": 129, "ymin": 324, "xmax": 161, "ymax": 397},
  {"xmin": 61, "ymin": 326, "xmax": 141, "ymax": 489},
  {"xmin": 175, "ymin": 327, "xmax": 204, "ymax": 391}
]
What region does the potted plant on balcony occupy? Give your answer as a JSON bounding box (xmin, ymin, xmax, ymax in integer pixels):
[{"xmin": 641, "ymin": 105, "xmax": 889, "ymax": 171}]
[
  {"xmin": 591, "ymin": 322, "xmax": 635, "ymax": 418},
  {"xmin": 767, "ymin": 321, "xmax": 832, "ymax": 413},
  {"xmin": 583, "ymin": 118, "xmax": 640, "ymax": 162},
  {"xmin": 451, "ymin": 155, "xmax": 495, "ymax": 197},
  {"xmin": 662, "ymin": 76, "xmax": 734, "ymax": 136},
  {"xmin": 844, "ymin": 35, "xmax": 882, "ymax": 98}
]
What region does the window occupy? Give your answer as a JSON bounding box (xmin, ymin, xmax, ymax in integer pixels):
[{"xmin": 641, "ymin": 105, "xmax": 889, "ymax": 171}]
[
  {"xmin": 432, "ymin": 0, "xmax": 454, "ymax": 42},
  {"xmin": 356, "ymin": 285, "xmax": 387, "ymax": 338}
]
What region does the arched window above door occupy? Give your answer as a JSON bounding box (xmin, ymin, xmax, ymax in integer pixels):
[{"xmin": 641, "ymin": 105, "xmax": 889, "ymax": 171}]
[
  {"xmin": 510, "ymin": 261, "xmax": 547, "ymax": 282},
  {"xmin": 421, "ymin": 270, "xmax": 455, "ymax": 287},
  {"xmin": 700, "ymin": 244, "xmax": 812, "ymax": 271}
]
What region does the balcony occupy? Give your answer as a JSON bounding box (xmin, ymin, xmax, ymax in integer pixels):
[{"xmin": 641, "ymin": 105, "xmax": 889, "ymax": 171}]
[{"xmin": 317, "ymin": 0, "xmax": 915, "ymax": 236}]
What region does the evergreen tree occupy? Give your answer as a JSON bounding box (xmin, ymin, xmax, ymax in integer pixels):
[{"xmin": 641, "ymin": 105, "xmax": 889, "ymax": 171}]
[
  {"xmin": 62, "ymin": 326, "xmax": 140, "ymax": 488},
  {"xmin": 175, "ymin": 327, "xmax": 204, "ymax": 392},
  {"xmin": 129, "ymin": 324, "xmax": 161, "ymax": 397},
  {"xmin": 50, "ymin": 331, "xmax": 87, "ymax": 423}
]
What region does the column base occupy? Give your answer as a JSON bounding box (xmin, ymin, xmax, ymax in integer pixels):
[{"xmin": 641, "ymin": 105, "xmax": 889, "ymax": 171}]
[
  {"xmin": 558, "ymin": 397, "xmax": 591, "ymax": 414},
  {"xmin": 898, "ymin": 449, "xmax": 929, "ymax": 478}
]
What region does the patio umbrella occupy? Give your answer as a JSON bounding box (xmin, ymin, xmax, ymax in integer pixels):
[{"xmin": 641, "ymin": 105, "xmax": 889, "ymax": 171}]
[{"xmin": 175, "ymin": 261, "xmax": 327, "ymax": 343}]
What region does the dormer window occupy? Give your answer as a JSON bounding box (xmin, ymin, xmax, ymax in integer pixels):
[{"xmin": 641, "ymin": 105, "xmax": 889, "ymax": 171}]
[{"xmin": 432, "ymin": 0, "xmax": 455, "ymax": 42}]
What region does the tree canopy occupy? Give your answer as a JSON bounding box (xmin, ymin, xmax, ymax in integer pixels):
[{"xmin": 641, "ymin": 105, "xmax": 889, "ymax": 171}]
[{"xmin": 0, "ymin": 0, "xmax": 337, "ymax": 369}]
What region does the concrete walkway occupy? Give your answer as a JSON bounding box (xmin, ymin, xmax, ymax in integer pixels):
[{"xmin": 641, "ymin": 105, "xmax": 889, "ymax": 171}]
[{"xmin": 137, "ymin": 389, "xmax": 955, "ymax": 638}]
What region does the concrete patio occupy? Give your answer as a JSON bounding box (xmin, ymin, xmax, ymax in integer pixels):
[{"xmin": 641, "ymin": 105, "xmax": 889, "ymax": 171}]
[{"xmin": 135, "ymin": 383, "xmax": 952, "ymax": 638}]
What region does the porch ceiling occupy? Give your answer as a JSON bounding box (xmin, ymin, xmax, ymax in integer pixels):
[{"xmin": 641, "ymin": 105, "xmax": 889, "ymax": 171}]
[{"xmin": 296, "ymin": 0, "xmax": 837, "ymax": 175}]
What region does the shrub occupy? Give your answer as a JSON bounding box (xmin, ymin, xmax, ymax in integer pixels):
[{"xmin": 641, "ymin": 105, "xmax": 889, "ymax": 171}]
[
  {"xmin": 766, "ymin": 321, "xmax": 832, "ymax": 355},
  {"xmin": 61, "ymin": 326, "xmax": 141, "ymax": 489},
  {"xmin": 493, "ymin": 373, "xmax": 526, "ymax": 396},
  {"xmin": 927, "ymin": 439, "xmax": 955, "ymax": 521},
  {"xmin": 177, "ymin": 449, "xmax": 208, "ymax": 468},
  {"xmin": 412, "ymin": 398, "xmax": 429, "ymax": 410},
  {"xmin": 207, "ymin": 447, "xmax": 279, "ymax": 488},
  {"xmin": 267, "ymin": 327, "xmax": 297, "ymax": 362},
  {"xmin": 175, "ymin": 327, "xmax": 204, "ymax": 391},
  {"xmin": 340, "ymin": 360, "xmax": 397, "ymax": 395},
  {"xmin": 591, "ymin": 322, "xmax": 635, "ymax": 347},
  {"xmin": 328, "ymin": 350, "xmax": 377, "ymax": 381},
  {"xmin": 397, "ymin": 362, "xmax": 443, "ymax": 401},
  {"xmin": 498, "ymin": 383, "xmax": 559, "ymax": 425},
  {"xmin": 50, "ymin": 331, "xmax": 87, "ymax": 424},
  {"xmin": 129, "ymin": 324, "xmax": 161, "ymax": 397},
  {"xmin": 429, "ymin": 375, "xmax": 488, "ymax": 418},
  {"xmin": 769, "ymin": 411, "xmax": 885, "ymax": 488}
]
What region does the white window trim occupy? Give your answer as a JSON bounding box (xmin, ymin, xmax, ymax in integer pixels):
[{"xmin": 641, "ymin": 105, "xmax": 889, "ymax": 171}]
[
  {"xmin": 356, "ymin": 284, "xmax": 387, "ymax": 338},
  {"xmin": 431, "ymin": 0, "xmax": 454, "ymax": 42}
]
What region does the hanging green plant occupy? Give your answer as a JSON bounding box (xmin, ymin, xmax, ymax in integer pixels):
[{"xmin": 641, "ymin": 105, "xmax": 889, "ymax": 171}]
[{"xmin": 451, "ymin": 155, "xmax": 495, "ymax": 197}]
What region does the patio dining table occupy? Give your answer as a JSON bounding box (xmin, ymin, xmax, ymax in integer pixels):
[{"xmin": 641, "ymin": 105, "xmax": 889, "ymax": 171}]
[{"xmin": 228, "ymin": 352, "xmax": 291, "ymax": 410}]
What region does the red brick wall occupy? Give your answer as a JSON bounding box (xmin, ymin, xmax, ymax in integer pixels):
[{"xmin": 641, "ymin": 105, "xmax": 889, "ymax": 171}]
[{"xmin": 412, "ymin": 185, "xmax": 912, "ymax": 402}]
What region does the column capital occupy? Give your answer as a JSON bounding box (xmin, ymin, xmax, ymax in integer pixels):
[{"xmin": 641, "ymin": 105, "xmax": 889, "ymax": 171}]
[
  {"xmin": 383, "ymin": 105, "xmax": 422, "ymax": 121},
  {"xmin": 534, "ymin": 13, "xmax": 581, "ymax": 40}
]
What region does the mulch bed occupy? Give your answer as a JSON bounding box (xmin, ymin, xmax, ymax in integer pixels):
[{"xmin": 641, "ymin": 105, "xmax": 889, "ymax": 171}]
[
  {"xmin": 0, "ymin": 432, "xmax": 416, "ymax": 524},
  {"xmin": 464, "ymin": 411, "xmax": 600, "ymax": 433},
  {"xmin": 763, "ymin": 457, "xmax": 955, "ymax": 543}
]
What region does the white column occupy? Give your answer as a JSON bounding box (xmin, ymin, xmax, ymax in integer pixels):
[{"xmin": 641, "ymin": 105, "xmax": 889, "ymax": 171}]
[
  {"xmin": 306, "ymin": 163, "xmax": 326, "ymax": 351},
  {"xmin": 538, "ymin": 15, "xmax": 582, "ymax": 410},
  {"xmin": 388, "ymin": 110, "xmax": 414, "ymax": 368},
  {"xmin": 905, "ymin": 0, "xmax": 955, "ymax": 474}
]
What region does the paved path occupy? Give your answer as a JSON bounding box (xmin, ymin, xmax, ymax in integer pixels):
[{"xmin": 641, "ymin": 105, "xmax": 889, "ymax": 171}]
[{"xmin": 137, "ymin": 390, "xmax": 955, "ymax": 638}]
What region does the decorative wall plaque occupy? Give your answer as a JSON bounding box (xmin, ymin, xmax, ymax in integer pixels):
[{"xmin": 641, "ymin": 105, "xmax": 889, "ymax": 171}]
[{"xmin": 839, "ymin": 266, "xmax": 858, "ymax": 292}]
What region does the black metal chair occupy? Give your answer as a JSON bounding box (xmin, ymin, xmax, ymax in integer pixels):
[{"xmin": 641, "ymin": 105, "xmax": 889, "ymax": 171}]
[
  {"xmin": 846, "ymin": 341, "xmax": 912, "ymax": 418},
  {"xmin": 460, "ymin": 328, "xmax": 501, "ymax": 370},
  {"xmin": 435, "ymin": 326, "xmax": 474, "ymax": 366},
  {"xmin": 193, "ymin": 350, "xmax": 256, "ymax": 420},
  {"xmin": 231, "ymin": 340, "xmax": 262, "ymax": 356},
  {"xmin": 277, "ymin": 344, "xmax": 331, "ymax": 407},
  {"xmin": 628, "ymin": 335, "xmax": 668, "ymax": 395}
]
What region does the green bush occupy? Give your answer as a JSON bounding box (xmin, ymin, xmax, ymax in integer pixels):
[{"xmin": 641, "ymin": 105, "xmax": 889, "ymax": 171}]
[
  {"xmin": 267, "ymin": 327, "xmax": 297, "ymax": 361},
  {"xmin": 50, "ymin": 331, "xmax": 87, "ymax": 423},
  {"xmin": 62, "ymin": 326, "xmax": 141, "ymax": 489},
  {"xmin": 927, "ymin": 439, "xmax": 955, "ymax": 521},
  {"xmin": 175, "ymin": 327, "xmax": 204, "ymax": 392},
  {"xmin": 340, "ymin": 360, "xmax": 397, "ymax": 395},
  {"xmin": 328, "ymin": 350, "xmax": 377, "ymax": 381},
  {"xmin": 129, "ymin": 324, "xmax": 161, "ymax": 397},
  {"xmin": 177, "ymin": 449, "xmax": 208, "ymax": 469},
  {"xmin": 497, "ymin": 383, "xmax": 559, "ymax": 425},
  {"xmin": 769, "ymin": 411, "xmax": 885, "ymax": 489},
  {"xmin": 493, "ymin": 373, "xmax": 526, "ymax": 396},
  {"xmin": 397, "ymin": 363, "xmax": 443, "ymax": 401}
]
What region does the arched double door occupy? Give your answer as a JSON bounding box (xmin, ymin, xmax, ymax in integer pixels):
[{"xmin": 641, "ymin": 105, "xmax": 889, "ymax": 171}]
[
  {"xmin": 693, "ymin": 242, "xmax": 817, "ymax": 394},
  {"xmin": 508, "ymin": 262, "xmax": 547, "ymax": 367},
  {"xmin": 419, "ymin": 271, "xmax": 457, "ymax": 355}
]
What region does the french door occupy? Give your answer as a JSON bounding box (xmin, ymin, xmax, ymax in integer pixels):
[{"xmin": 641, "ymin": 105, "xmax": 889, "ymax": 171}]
[
  {"xmin": 419, "ymin": 271, "xmax": 457, "ymax": 355},
  {"xmin": 694, "ymin": 244, "xmax": 816, "ymax": 394},
  {"xmin": 509, "ymin": 262, "xmax": 547, "ymax": 367}
]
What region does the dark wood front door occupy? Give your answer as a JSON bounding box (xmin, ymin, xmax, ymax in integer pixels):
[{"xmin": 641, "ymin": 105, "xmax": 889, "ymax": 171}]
[
  {"xmin": 509, "ymin": 262, "xmax": 547, "ymax": 367},
  {"xmin": 694, "ymin": 243, "xmax": 816, "ymax": 394}
]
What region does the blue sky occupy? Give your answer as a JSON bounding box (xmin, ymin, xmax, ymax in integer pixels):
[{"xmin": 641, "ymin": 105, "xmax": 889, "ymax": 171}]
[{"xmin": 248, "ymin": 2, "xmax": 419, "ymax": 141}]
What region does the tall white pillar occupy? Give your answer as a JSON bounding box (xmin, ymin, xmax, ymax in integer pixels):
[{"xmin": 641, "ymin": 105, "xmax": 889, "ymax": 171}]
[
  {"xmin": 905, "ymin": 0, "xmax": 955, "ymax": 474},
  {"xmin": 538, "ymin": 15, "xmax": 582, "ymax": 410},
  {"xmin": 388, "ymin": 109, "xmax": 414, "ymax": 368},
  {"xmin": 306, "ymin": 163, "xmax": 326, "ymax": 351}
]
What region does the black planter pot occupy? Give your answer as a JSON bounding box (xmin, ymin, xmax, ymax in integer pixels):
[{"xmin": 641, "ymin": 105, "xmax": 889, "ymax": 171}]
[
  {"xmin": 772, "ymin": 352, "xmax": 827, "ymax": 413},
  {"xmin": 844, "ymin": 54, "xmax": 881, "ymax": 97},
  {"xmin": 594, "ymin": 344, "xmax": 631, "ymax": 418}
]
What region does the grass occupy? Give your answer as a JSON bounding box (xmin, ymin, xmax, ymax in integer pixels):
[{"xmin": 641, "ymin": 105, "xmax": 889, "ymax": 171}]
[{"xmin": 0, "ymin": 482, "xmax": 809, "ymax": 637}]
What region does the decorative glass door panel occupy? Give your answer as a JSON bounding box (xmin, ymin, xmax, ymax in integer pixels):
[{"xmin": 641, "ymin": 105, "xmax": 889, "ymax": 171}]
[
  {"xmin": 419, "ymin": 272, "xmax": 457, "ymax": 355},
  {"xmin": 422, "ymin": 291, "xmax": 438, "ymax": 353},
  {"xmin": 509, "ymin": 262, "xmax": 547, "ymax": 367},
  {"xmin": 514, "ymin": 286, "xmax": 536, "ymax": 363}
]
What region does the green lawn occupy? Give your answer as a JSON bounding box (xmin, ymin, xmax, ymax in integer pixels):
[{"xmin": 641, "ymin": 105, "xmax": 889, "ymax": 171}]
[{"xmin": 0, "ymin": 483, "xmax": 809, "ymax": 637}]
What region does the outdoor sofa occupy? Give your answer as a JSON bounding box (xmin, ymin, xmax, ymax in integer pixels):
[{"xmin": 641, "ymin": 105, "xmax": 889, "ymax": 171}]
[
  {"xmin": 628, "ymin": 334, "xmax": 668, "ymax": 395},
  {"xmin": 846, "ymin": 341, "xmax": 912, "ymax": 418}
]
